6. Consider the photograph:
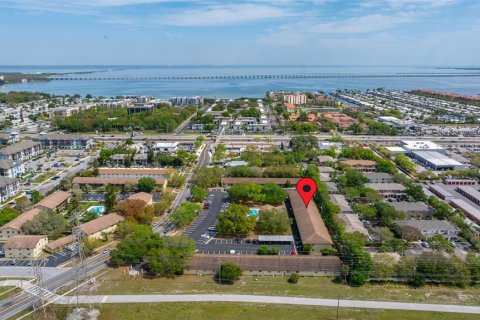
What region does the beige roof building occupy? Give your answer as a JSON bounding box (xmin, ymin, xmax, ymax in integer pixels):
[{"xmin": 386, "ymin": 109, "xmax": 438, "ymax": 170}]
[
  {"xmin": 3, "ymin": 235, "xmax": 48, "ymax": 259},
  {"xmin": 287, "ymin": 190, "xmax": 332, "ymax": 250},
  {"xmin": 340, "ymin": 159, "xmax": 376, "ymax": 172},
  {"xmin": 44, "ymin": 235, "xmax": 74, "ymax": 253},
  {"xmin": 72, "ymin": 177, "xmax": 167, "ymax": 190},
  {"xmin": 186, "ymin": 254, "xmax": 341, "ymax": 276},
  {"xmin": 74, "ymin": 213, "xmax": 124, "ymax": 239},
  {"xmin": 0, "ymin": 208, "xmax": 43, "ymax": 241},
  {"xmin": 221, "ymin": 177, "xmax": 300, "ymax": 186},
  {"xmin": 98, "ymin": 167, "xmax": 168, "ymax": 178},
  {"xmin": 34, "ymin": 191, "xmax": 72, "ymax": 212},
  {"xmin": 127, "ymin": 192, "xmax": 153, "ymax": 205}
]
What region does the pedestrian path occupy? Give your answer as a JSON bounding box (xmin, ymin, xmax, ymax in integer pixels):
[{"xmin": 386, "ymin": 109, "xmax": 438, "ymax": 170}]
[{"xmin": 53, "ymin": 293, "xmax": 480, "ymax": 314}]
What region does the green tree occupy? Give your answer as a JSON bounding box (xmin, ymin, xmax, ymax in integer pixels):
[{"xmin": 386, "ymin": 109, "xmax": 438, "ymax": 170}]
[
  {"xmin": 255, "ymin": 209, "xmax": 291, "ymax": 234},
  {"xmin": 216, "ymin": 204, "xmax": 256, "ymax": 236},
  {"xmin": 153, "ymin": 192, "xmax": 175, "ymax": 216},
  {"xmin": 168, "ymin": 170, "xmax": 187, "ymax": 188},
  {"xmin": 374, "ymin": 202, "xmax": 405, "ymax": 227},
  {"xmin": 104, "ymin": 184, "xmax": 118, "ymax": 213},
  {"xmin": 137, "ymin": 177, "xmax": 156, "ymax": 192},
  {"xmin": 372, "ymin": 253, "xmax": 397, "ymax": 279},
  {"xmin": 216, "ymin": 262, "xmax": 242, "ymax": 284},
  {"xmin": 465, "ymin": 253, "xmax": 480, "ymax": 283},
  {"xmin": 31, "ymin": 190, "xmax": 43, "ymax": 204},
  {"xmin": 288, "ymin": 273, "xmax": 300, "ymax": 284},
  {"xmin": 376, "ymin": 159, "xmax": 396, "ymax": 174},
  {"xmin": 261, "ymin": 183, "xmax": 287, "ymax": 205},
  {"xmin": 110, "ymin": 224, "xmax": 195, "ymax": 276},
  {"xmin": 290, "ymin": 135, "xmax": 318, "ymax": 152},
  {"xmin": 22, "ymin": 212, "xmax": 68, "ymax": 240},
  {"xmin": 14, "ymin": 196, "xmax": 30, "ymax": 212},
  {"xmin": 170, "ymin": 202, "xmax": 202, "ymax": 227},
  {"xmin": 352, "ymin": 203, "xmax": 376, "ymax": 219},
  {"xmin": 0, "ymin": 207, "xmax": 20, "ymax": 227},
  {"xmin": 257, "ymin": 245, "xmax": 279, "ymax": 255},
  {"xmin": 213, "ymin": 144, "xmax": 227, "ymax": 161},
  {"xmin": 192, "ymin": 167, "xmax": 224, "ymax": 188},
  {"xmin": 427, "ymin": 235, "xmax": 454, "ymax": 254},
  {"xmin": 394, "ymin": 154, "xmax": 416, "ymax": 173},
  {"xmin": 190, "ymin": 186, "xmax": 208, "ymax": 202}
]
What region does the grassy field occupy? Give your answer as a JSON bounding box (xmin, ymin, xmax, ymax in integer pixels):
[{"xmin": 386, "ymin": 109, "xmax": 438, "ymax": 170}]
[
  {"xmin": 85, "ymin": 268, "xmax": 480, "ymax": 306},
  {"xmin": 18, "ymin": 303, "xmax": 480, "ymax": 320},
  {"xmin": 0, "ymin": 287, "xmax": 20, "ymax": 301}
]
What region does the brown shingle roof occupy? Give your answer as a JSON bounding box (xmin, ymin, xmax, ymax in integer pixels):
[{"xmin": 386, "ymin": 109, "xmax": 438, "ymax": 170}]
[
  {"xmin": 73, "ymin": 177, "xmax": 166, "ymax": 185},
  {"xmin": 98, "ymin": 168, "xmax": 169, "ymax": 175},
  {"xmin": 340, "ymin": 160, "xmax": 376, "ymax": 166},
  {"xmin": 76, "ymin": 213, "xmax": 124, "ymax": 236},
  {"xmin": 221, "ymin": 177, "xmax": 300, "ymax": 185},
  {"xmin": 288, "ymin": 190, "xmax": 333, "ymax": 246},
  {"xmin": 4, "ymin": 235, "xmax": 47, "ymax": 249},
  {"xmin": 35, "ymin": 191, "xmax": 72, "ymax": 210},
  {"xmin": 0, "ymin": 208, "xmax": 43, "ymax": 232},
  {"xmin": 186, "ymin": 254, "xmax": 341, "ymax": 273},
  {"xmin": 127, "ymin": 192, "xmax": 153, "ymax": 204},
  {"xmin": 45, "ymin": 235, "xmax": 74, "ymax": 251}
]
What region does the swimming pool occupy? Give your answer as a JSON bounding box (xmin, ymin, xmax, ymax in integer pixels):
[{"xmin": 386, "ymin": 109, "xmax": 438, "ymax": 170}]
[
  {"xmin": 87, "ymin": 205, "xmax": 105, "ymax": 215},
  {"xmin": 248, "ymin": 208, "xmax": 260, "ymax": 217}
]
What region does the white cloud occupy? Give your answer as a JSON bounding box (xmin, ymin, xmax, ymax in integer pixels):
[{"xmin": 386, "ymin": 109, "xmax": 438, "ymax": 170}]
[
  {"xmin": 160, "ymin": 3, "xmax": 294, "ymax": 26},
  {"xmin": 309, "ymin": 13, "xmax": 413, "ymax": 34}
]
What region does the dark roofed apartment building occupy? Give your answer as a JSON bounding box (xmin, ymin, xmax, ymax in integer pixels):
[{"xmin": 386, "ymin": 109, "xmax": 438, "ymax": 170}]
[
  {"xmin": 0, "ymin": 140, "xmax": 42, "ymax": 162},
  {"xmin": 33, "ymin": 134, "xmax": 93, "ymax": 149}
]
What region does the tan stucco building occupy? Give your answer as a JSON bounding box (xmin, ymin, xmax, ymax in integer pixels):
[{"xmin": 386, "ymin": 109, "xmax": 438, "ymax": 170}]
[{"xmin": 3, "ymin": 235, "xmax": 48, "ymax": 259}]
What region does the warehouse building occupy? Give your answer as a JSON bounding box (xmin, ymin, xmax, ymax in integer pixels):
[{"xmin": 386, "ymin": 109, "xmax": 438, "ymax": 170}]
[
  {"xmin": 444, "ymin": 179, "xmax": 477, "ymax": 186},
  {"xmin": 455, "ymin": 186, "xmax": 480, "ymax": 206},
  {"xmin": 449, "ymin": 198, "xmax": 480, "ymax": 225},
  {"xmin": 429, "ymin": 184, "xmax": 455, "ymax": 200},
  {"xmin": 411, "ymin": 151, "xmax": 464, "ymax": 170},
  {"xmin": 401, "ymin": 140, "xmax": 446, "ymax": 155}
]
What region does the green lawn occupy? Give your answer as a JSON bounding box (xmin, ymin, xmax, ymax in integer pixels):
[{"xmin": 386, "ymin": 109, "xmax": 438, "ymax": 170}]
[
  {"xmin": 88, "ymin": 268, "xmax": 480, "ymax": 306},
  {"xmin": 18, "ymin": 303, "xmax": 480, "ymax": 320},
  {"xmin": 0, "ymin": 287, "xmax": 20, "ymax": 301}
]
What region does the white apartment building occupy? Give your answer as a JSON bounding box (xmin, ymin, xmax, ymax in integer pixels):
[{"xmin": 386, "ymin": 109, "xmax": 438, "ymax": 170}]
[{"xmin": 283, "ymin": 93, "xmax": 307, "ymax": 105}]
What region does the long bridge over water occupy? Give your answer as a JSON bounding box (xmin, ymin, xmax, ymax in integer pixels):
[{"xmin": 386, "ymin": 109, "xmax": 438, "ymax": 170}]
[{"xmin": 51, "ymin": 73, "xmax": 480, "ymax": 81}]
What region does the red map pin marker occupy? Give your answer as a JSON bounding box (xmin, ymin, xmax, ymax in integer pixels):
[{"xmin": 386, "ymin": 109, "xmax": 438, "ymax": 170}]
[{"xmin": 296, "ymin": 177, "xmax": 317, "ymax": 208}]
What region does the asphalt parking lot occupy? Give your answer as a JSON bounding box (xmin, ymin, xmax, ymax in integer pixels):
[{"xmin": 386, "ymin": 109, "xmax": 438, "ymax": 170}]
[
  {"xmin": 0, "ymin": 247, "xmax": 74, "ymax": 268},
  {"xmin": 184, "ymin": 190, "xmax": 295, "ymax": 255}
]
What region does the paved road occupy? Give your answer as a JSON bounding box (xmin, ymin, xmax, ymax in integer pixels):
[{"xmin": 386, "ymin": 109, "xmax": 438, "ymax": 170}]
[
  {"xmin": 69, "ymin": 132, "xmax": 480, "ymax": 144},
  {"xmin": 0, "ymin": 267, "xmax": 66, "ymax": 281},
  {"xmin": 53, "ymin": 293, "xmax": 480, "ymax": 314},
  {"xmin": 0, "ymin": 255, "xmax": 108, "ymax": 320}
]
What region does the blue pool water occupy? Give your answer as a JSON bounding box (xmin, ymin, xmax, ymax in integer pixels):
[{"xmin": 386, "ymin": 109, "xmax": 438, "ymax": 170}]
[
  {"xmin": 87, "ymin": 205, "xmax": 105, "ymax": 215},
  {"xmin": 248, "ymin": 208, "xmax": 260, "ymax": 217}
]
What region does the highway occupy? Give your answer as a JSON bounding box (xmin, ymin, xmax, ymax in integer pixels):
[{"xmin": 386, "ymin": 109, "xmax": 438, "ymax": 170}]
[{"xmin": 26, "ymin": 132, "xmax": 480, "ymax": 145}]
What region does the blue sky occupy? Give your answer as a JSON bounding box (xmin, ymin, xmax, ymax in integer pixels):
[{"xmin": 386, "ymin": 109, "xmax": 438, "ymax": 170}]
[{"xmin": 0, "ymin": 0, "xmax": 479, "ymax": 65}]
